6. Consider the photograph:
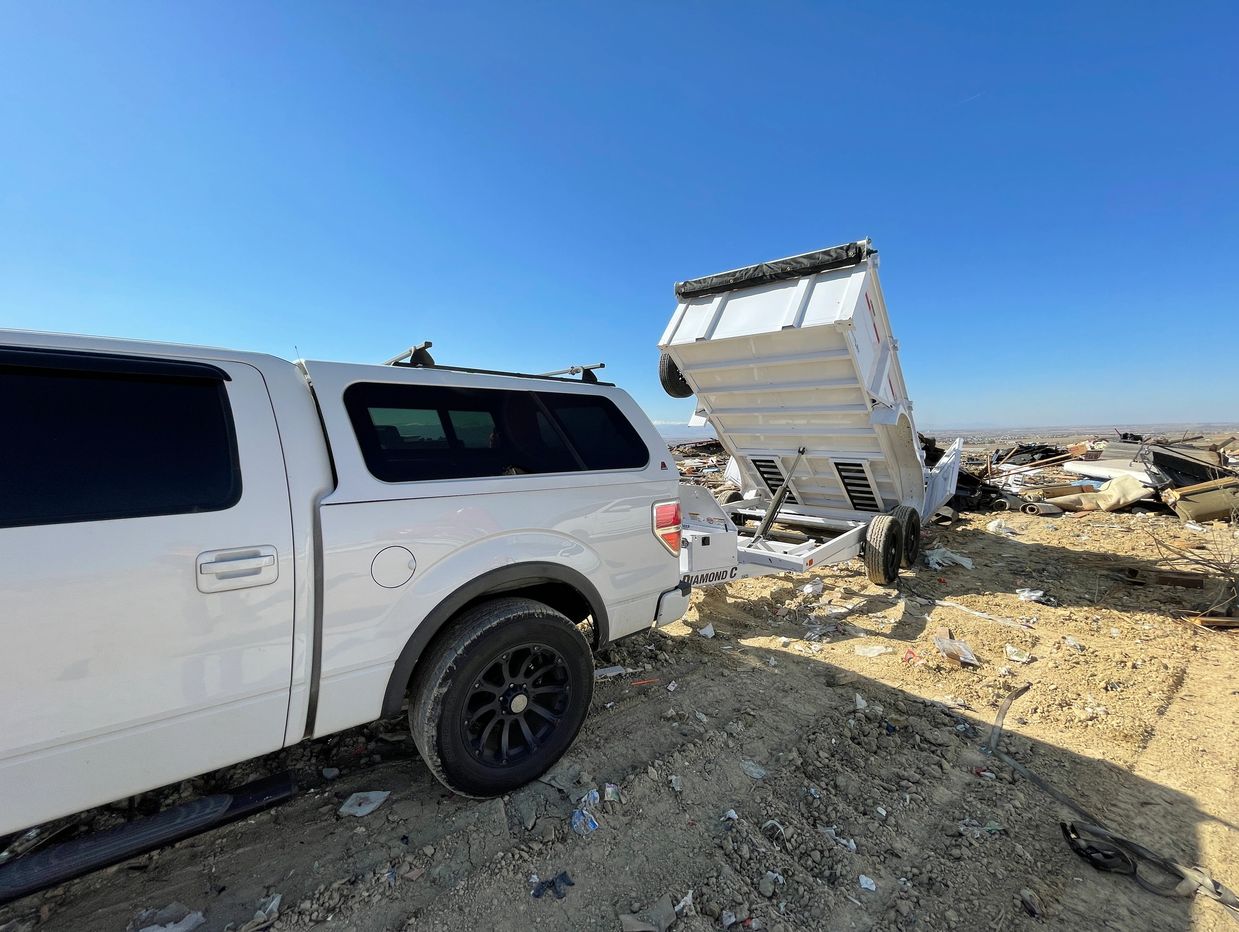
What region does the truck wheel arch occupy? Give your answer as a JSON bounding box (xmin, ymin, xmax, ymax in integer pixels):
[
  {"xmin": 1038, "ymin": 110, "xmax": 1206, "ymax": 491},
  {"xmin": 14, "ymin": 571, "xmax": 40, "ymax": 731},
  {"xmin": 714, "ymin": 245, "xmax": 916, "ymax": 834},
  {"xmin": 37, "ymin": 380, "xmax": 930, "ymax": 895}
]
[{"xmin": 379, "ymin": 563, "xmax": 610, "ymax": 719}]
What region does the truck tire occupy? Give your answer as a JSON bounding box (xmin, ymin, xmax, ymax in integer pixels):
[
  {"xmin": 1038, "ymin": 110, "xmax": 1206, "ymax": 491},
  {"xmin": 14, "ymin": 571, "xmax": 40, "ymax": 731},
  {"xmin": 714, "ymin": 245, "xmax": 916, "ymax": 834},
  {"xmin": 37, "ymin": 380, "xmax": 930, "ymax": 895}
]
[
  {"xmin": 863, "ymin": 514, "xmax": 903, "ymax": 587},
  {"xmin": 891, "ymin": 505, "xmax": 921, "ymax": 568},
  {"xmin": 408, "ymin": 596, "xmax": 593, "ymax": 798},
  {"xmin": 659, "ymin": 353, "xmax": 693, "ymax": 399}
]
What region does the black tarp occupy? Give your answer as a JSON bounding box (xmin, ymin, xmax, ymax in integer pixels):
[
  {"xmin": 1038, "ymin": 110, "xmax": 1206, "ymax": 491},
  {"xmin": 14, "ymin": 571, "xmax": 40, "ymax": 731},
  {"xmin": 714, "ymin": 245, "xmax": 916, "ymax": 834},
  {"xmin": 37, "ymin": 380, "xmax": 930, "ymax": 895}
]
[{"xmin": 674, "ymin": 240, "xmax": 873, "ymax": 299}]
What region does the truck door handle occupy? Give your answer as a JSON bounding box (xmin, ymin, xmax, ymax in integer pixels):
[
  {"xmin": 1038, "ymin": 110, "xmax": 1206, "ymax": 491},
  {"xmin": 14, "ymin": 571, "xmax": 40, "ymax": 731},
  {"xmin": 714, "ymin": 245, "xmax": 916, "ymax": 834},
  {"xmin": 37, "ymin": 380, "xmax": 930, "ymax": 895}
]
[
  {"xmin": 196, "ymin": 546, "xmax": 279, "ymax": 593},
  {"xmin": 199, "ymin": 555, "xmax": 275, "ymax": 575}
]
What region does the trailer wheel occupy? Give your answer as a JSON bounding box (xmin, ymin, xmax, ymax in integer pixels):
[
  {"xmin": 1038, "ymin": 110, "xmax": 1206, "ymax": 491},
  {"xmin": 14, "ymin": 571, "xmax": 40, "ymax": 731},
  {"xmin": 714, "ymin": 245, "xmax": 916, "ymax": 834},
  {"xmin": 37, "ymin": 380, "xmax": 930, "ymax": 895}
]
[
  {"xmin": 659, "ymin": 353, "xmax": 694, "ymax": 399},
  {"xmin": 408, "ymin": 597, "xmax": 593, "ymax": 798},
  {"xmin": 719, "ymin": 489, "xmax": 744, "ymax": 505},
  {"xmin": 863, "ymin": 514, "xmax": 904, "ymax": 586},
  {"xmin": 891, "ymin": 505, "xmax": 921, "ymax": 568}
]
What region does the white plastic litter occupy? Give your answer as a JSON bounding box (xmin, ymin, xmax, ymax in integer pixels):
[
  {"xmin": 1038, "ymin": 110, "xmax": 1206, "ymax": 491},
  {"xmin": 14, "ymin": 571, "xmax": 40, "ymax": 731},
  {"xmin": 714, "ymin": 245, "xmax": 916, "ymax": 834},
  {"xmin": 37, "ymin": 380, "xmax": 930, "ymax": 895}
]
[
  {"xmin": 595, "ymin": 665, "xmax": 629, "ymax": 679},
  {"xmin": 859, "ymin": 874, "xmax": 877, "ymax": 892},
  {"xmin": 933, "ymin": 636, "xmax": 980, "ymax": 667},
  {"xmin": 339, "ymin": 791, "xmax": 391, "ymax": 817},
  {"xmin": 1004, "ymin": 644, "xmax": 1032, "ymax": 664},
  {"xmin": 854, "ymin": 693, "xmax": 868, "ymax": 711},
  {"xmin": 986, "ymin": 518, "xmax": 1019, "ymax": 536},
  {"xmin": 803, "ymin": 579, "xmax": 824, "ymax": 596},
  {"xmin": 922, "ymin": 546, "xmax": 974, "ymax": 570},
  {"xmin": 854, "ymin": 644, "xmax": 893, "ymax": 657},
  {"xmin": 697, "ymin": 623, "xmax": 715, "ymax": 638},
  {"xmin": 721, "ymin": 808, "xmax": 738, "ymax": 821},
  {"xmin": 674, "ymin": 890, "xmax": 694, "ymax": 915},
  {"xmin": 1016, "ymin": 589, "xmax": 1044, "ymax": 602}
]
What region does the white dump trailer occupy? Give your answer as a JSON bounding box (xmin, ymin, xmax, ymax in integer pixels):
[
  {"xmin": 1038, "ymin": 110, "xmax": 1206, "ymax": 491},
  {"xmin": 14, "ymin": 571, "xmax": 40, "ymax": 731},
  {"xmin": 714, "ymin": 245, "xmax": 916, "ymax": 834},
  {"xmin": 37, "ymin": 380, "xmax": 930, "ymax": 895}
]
[{"xmin": 658, "ymin": 239, "xmax": 961, "ymax": 588}]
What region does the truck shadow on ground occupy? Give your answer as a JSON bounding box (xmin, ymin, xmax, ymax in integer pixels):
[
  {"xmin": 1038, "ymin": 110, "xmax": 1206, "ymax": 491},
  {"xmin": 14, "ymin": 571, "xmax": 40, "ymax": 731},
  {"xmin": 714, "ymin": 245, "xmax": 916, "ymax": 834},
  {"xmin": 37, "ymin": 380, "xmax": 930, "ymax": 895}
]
[{"xmin": 0, "ymin": 604, "xmax": 1232, "ymax": 932}]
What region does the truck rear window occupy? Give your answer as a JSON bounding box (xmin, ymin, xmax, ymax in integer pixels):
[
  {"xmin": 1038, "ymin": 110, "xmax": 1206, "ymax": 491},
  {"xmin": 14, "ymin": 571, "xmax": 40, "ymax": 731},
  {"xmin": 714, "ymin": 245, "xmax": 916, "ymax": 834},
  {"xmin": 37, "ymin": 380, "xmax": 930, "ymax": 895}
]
[
  {"xmin": 344, "ymin": 383, "xmax": 649, "ymax": 482},
  {"xmin": 0, "ymin": 358, "xmax": 241, "ymax": 527}
]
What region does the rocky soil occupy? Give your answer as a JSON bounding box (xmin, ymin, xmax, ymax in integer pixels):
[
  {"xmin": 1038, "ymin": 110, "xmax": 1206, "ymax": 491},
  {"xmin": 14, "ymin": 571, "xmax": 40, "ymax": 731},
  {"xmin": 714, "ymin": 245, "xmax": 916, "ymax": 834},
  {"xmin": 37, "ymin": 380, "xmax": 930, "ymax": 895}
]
[{"xmin": 2, "ymin": 510, "xmax": 1237, "ymax": 932}]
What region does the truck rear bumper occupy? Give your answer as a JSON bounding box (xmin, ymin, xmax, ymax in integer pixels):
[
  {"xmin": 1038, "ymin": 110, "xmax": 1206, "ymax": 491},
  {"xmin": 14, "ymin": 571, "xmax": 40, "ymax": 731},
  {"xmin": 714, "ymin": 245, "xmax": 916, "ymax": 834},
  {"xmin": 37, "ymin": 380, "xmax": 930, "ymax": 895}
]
[{"xmin": 654, "ymin": 581, "xmax": 691, "ymax": 627}]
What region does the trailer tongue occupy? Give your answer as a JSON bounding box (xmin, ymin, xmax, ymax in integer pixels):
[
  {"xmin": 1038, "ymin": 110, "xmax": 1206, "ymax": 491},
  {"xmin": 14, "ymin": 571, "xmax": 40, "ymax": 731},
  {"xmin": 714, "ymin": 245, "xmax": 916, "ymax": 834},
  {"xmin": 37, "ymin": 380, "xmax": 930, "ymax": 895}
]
[{"xmin": 658, "ymin": 239, "xmax": 962, "ymax": 589}]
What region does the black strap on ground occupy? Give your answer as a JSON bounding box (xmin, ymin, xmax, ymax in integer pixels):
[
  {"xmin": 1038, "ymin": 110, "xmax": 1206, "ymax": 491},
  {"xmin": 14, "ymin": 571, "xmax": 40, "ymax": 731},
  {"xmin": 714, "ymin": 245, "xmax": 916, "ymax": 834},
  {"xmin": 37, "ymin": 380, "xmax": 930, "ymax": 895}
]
[{"xmin": 986, "ymin": 684, "xmax": 1239, "ymax": 923}]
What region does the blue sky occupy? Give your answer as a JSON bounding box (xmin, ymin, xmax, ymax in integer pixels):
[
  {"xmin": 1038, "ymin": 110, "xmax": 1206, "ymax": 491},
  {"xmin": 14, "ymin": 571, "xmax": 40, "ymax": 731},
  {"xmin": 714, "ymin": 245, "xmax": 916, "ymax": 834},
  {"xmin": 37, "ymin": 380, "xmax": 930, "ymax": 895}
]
[{"xmin": 2, "ymin": 3, "xmax": 1236, "ymax": 429}]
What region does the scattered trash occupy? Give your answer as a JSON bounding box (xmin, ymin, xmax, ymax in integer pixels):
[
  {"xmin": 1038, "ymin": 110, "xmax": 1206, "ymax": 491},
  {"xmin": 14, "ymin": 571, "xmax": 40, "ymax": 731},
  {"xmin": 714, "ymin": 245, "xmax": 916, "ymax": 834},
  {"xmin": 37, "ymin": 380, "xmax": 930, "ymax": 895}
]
[
  {"xmin": 134, "ymin": 903, "xmax": 207, "ymax": 932},
  {"xmin": 1004, "ymin": 644, "xmax": 1032, "ymax": 664},
  {"xmin": 697, "ymin": 623, "xmax": 715, "ymax": 638},
  {"xmin": 761, "ymin": 819, "xmax": 786, "ymax": 844},
  {"xmin": 669, "ymin": 775, "xmax": 683, "ymax": 794},
  {"xmin": 338, "ymin": 791, "xmax": 390, "ymax": 817},
  {"xmin": 932, "ymin": 630, "xmax": 980, "ymax": 667},
  {"xmin": 1064, "ymin": 635, "xmax": 1086, "ymax": 652},
  {"xmin": 859, "ymin": 874, "xmax": 877, "ymax": 892},
  {"xmin": 321, "ymin": 767, "xmax": 340, "ymax": 780},
  {"xmin": 721, "ymin": 808, "xmax": 738, "ymax": 822},
  {"xmin": 674, "ymin": 889, "xmax": 694, "ymax": 915},
  {"xmin": 577, "ymin": 787, "xmax": 600, "ymax": 809},
  {"xmin": 854, "ymin": 693, "xmax": 868, "ymax": 711},
  {"xmin": 237, "ymin": 893, "xmax": 282, "ymax": 931},
  {"xmin": 820, "ymin": 825, "xmax": 857, "ymax": 853},
  {"xmin": 595, "ymin": 665, "xmax": 630, "ymax": 679},
  {"xmin": 1019, "ymin": 887, "xmax": 1043, "ymax": 918},
  {"xmin": 1184, "ymin": 521, "xmax": 1206, "ymax": 533},
  {"xmin": 854, "ymin": 644, "xmax": 893, "ymax": 657},
  {"xmin": 922, "ymin": 546, "xmax": 975, "ymax": 570},
  {"xmin": 694, "ymin": 710, "xmax": 707, "ymax": 723},
  {"xmin": 666, "ymin": 680, "xmax": 678, "ymax": 692},
  {"xmin": 721, "ymin": 909, "xmax": 737, "ymax": 929},
  {"xmin": 530, "ymin": 870, "xmax": 575, "ymax": 900},
  {"xmin": 740, "ymin": 759, "xmax": 768, "ymax": 780},
  {"xmin": 1021, "ymin": 501, "xmax": 1064, "ymax": 516},
  {"xmin": 901, "ymin": 647, "xmax": 924, "ymax": 665},
  {"xmin": 570, "ymin": 808, "xmax": 599, "ymax": 835},
  {"xmin": 603, "ymin": 783, "xmax": 623, "ymax": 803},
  {"xmin": 986, "ymin": 518, "xmax": 1019, "ymax": 536},
  {"xmin": 1016, "ymin": 588, "xmax": 1050, "ymax": 603},
  {"xmin": 779, "ymin": 636, "xmax": 791, "ymax": 647},
  {"xmin": 803, "ymin": 579, "xmax": 824, "ymax": 596},
  {"xmin": 538, "ymin": 758, "xmax": 583, "ymax": 793}
]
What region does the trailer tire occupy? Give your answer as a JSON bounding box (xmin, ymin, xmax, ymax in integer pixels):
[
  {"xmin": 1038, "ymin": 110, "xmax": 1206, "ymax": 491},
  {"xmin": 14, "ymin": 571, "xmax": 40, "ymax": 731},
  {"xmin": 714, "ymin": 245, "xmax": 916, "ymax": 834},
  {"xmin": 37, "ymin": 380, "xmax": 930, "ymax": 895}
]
[
  {"xmin": 408, "ymin": 597, "xmax": 593, "ymax": 798},
  {"xmin": 891, "ymin": 505, "xmax": 921, "ymax": 568},
  {"xmin": 719, "ymin": 489, "xmax": 744, "ymax": 505},
  {"xmin": 659, "ymin": 353, "xmax": 694, "ymax": 399},
  {"xmin": 863, "ymin": 515, "xmax": 903, "ymax": 586}
]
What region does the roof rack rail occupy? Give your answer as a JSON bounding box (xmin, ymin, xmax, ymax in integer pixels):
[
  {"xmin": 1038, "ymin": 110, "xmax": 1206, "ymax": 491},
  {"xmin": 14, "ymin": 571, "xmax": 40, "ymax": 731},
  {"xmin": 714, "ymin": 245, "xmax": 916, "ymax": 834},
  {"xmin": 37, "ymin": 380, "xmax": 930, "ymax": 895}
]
[
  {"xmin": 383, "ymin": 342, "xmax": 435, "ymax": 367},
  {"xmin": 541, "ymin": 362, "xmax": 605, "ymax": 383}
]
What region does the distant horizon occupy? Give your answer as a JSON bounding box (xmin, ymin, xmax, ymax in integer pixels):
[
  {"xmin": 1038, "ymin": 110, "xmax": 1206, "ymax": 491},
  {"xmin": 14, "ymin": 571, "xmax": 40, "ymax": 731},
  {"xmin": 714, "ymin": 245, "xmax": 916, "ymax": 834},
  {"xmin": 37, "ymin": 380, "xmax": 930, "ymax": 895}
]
[{"xmin": 656, "ymin": 419, "xmax": 1239, "ymax": 441}]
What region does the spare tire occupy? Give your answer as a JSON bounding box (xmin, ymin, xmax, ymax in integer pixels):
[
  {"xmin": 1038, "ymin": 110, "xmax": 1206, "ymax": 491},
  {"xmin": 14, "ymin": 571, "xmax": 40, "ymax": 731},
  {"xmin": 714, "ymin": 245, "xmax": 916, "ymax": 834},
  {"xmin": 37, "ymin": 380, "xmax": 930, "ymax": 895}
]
[{"xmin": 659, "ymin": 353, "xmax": 693, "ymax": 399}]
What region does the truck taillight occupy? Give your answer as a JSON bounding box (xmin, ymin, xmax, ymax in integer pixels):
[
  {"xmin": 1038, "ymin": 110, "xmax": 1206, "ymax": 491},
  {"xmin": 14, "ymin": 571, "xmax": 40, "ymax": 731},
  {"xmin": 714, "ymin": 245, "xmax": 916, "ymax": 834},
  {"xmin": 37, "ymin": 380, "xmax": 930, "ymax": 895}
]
[{"xmin": 653, "ymin": 501, "xmax": 681, "ymax": 555}]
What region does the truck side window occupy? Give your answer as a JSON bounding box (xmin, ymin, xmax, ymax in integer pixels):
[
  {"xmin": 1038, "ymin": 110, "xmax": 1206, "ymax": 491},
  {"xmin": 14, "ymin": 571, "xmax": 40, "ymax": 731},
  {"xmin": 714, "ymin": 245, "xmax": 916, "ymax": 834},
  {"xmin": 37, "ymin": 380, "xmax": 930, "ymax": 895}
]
[
  {"xmin": 344, "ymin": 383, "xmax": 648, "ymax": 482},
  {"xmin": 536, "ymin": 392, "xmax": 650, "ymax": 471},
  {"xmin": 0, "ymin": 356, "xmax": 241, "ymax": 528}
]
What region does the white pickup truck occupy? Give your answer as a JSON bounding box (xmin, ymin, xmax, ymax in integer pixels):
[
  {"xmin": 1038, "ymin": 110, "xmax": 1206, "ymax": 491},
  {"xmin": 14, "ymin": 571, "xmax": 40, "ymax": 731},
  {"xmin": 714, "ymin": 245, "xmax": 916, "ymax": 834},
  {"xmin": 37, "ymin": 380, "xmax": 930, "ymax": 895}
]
[{"xmin": 0, "ymin": 332, "xmax": 690, "ymax": 853}]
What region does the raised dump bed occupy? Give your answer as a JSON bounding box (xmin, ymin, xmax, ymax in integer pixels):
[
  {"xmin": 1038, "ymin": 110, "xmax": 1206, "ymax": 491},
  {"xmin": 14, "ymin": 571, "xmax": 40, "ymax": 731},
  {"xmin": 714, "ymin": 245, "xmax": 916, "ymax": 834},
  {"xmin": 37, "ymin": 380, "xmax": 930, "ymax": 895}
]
[{"xmin": 658, "ymin": 239, "xmax": 961, "ymax": 586}]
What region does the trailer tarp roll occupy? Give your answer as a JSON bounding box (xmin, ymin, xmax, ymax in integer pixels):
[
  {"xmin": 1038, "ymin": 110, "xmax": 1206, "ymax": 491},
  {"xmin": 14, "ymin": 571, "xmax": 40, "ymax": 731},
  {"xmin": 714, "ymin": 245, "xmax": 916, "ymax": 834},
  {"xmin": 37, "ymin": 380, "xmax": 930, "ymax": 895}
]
[{"xmin": 674, "ymin": 240, "xmax": 874, "ymax": 299}]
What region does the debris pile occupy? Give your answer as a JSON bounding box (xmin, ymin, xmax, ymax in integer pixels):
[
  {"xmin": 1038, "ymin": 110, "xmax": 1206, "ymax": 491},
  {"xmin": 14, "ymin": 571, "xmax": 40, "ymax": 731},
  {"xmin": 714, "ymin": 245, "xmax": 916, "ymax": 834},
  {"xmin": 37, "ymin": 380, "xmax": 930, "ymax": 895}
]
[{"xmin": 956, "ymin": 431, "xmax": 1238, "ymax": 526}]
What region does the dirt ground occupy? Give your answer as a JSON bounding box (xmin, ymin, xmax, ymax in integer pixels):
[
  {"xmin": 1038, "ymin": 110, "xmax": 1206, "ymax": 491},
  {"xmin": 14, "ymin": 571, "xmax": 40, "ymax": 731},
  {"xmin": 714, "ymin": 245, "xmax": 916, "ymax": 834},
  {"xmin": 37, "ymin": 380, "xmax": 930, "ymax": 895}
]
[{"xmin": 2, "ymin": 510, "xmax": 1237, "ymax": 932}]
